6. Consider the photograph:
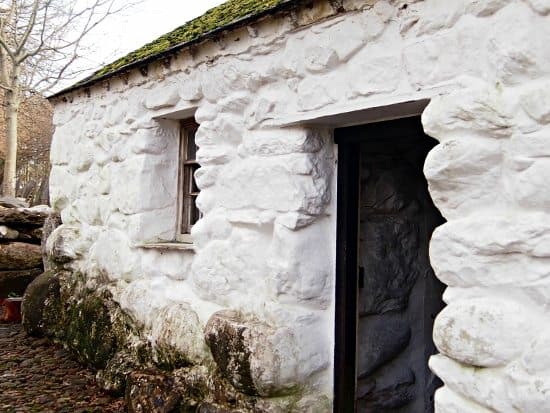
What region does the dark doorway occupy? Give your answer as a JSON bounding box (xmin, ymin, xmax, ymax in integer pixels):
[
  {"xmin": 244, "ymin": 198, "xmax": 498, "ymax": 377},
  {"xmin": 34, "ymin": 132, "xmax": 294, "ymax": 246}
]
[{"xmin": 334, "ymin": 117, "xmax": 445, "ymax": 412}]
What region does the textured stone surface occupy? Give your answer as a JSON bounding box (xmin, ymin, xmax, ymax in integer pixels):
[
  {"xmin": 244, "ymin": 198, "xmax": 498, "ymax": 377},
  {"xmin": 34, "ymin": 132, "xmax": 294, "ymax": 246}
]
[
  {"xmin": 204, "ymin": 310, "xmax": 303, "ymax": 398},
  {"xmin": 357, "ymin": 316, "xmax": 411, "ymax": 378},
  {"xmin": 125, "ymin": 370, "xmax": 180, "ymax": 413},
  {"xmin": 0, "ymin": 208, "xmax": 47, "ymax": 228},
  {"xmin": 0, "ymin": 242, "xmax": 42, "ymax": 270},
  {"xmin": 433, "ymin": 297, "xmax": 536, "ymax": 367},
  {"xmin": 47, "ymin": 0, "xmax": 550, "ymax": 410},
  {"xmin": 21, "ymin": 271, "xmax": 61, "ymax": 338}
]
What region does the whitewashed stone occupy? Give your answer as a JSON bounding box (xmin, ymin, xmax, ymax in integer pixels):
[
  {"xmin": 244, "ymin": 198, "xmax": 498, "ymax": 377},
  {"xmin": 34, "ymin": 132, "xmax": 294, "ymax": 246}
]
[
  {"xmin": 239, "ymin": 128, "xmax": 323, "ymax": 157},
  {"xmin": 193, "ymin": 166, "xmax": 220, "ymax": 190},
  {"xmin": 144, "ymin": 85, "xmax": 180, "ymax": 109},
  {"xmin": 205, "ymin": 310, "xmax": 326, "ymax": 397},
  {"xmin": 505, "ymin": 362, "xmax": 550, "ymax": 412},
  {"xmin": 195, "ymin": 189, "xmax": 217, "ymax": 215},
  {"xmin": 179, "ymin": 79, "xmax": 203, "ymax": 101},
  {"xmin": 196, "ymin": 145, "xmax": 235, "ymax": 165},
  {"xmin": 141, "ymin": 248, "xmax": 192, "ymax": 281},
  {"xmin": 192, "ymin": 227, "xmax": 271, "ymax": 306},
  {"xmin": 521, "ymin": 327, "xmax": 550, "ymax": 374},
  {"xmin": 197, "ymin": 116, "xmax": 243, "ymax": 146},
  {"xmin": 526, "ymin": 0, "xmax": 550, "ymax": 14},
  {"xmin": 151, "ymin": 303, "xmax": 211, "ymax": 365},
  {"xmin": 126, "ymin": 208, "xmax": 176, "ymax": 243},
  {"xmin": 429, "ymin": 355, "xmax": 511, "ymax": 412},
  {"xmin": 50, "ymin": 124, "xmax": 77, "ymax": 166},
  {"xmin": 86, "ymin": 229, "xmax": 141, "ymax": 282},
  {"xmin": 200, "ymin": 67, "xmax": 230, "ymax": 102},
  {"xmin": 413, "ymin": 0, "xmax": 464, "ymax": 36},
  {"xmin": 348, "ymin": 53, "xmax": 401, "ymax": 97},
  {"xmin": 433, "ymin": 297, "xmax": 537, "ymax": 367},
  {"xmin": 110, "ymin": 155, "xmax": 178, "ymax": 214},
  {"xmin": 105, "ymin": 99, "xmax": 125, "ymax": 127},
  {"xmin": 373, "ymin": 1, "xmax": 394, "ymax": 22},
  {"xmin": 430, "ymin": 213, "xmax": 550, "ymax": 288},
  {"xmin": 194, "ymin": 102, "xmax": 218, "ymax": 123},
  {"xmin": 130, "ymin": 129, "xmax": 170, "ymax": 155},
  {"xmin": 268, "ymin": 222, "xmax": 333, "ymax": 308},
  {"xmin": 465, "ymin": 0, "xmax": 509, "ymax": 16},
  {"xmin": 116, "ymin": 279, "xmax": 167, "ymax": 329},
  {"xmin": 297, "ymin": 78, "xmax": 335, "ymax": 111},
  {"xmin": 422, "ymin": 86, "xmax": 513, "ymax": 140},
  {"xmin": 245, "ymin": 97, "xmax": 276, "ymax": 128},
  {"xmin": 320, "ymin": 18, "xmax": 365, "ymax": 61},
  {"xmin": 511, "ymin": 158, "xmax": 550, "ymax": 209},
  {"xmin": 487, "ymin": 3, "xmax": 550, "ymax": 85},
  {"xmin": 360, "ymin": 12, "xmax": 385, "ymax": 41},
  {"xmin": 304, "ymin": 46, "xmax": 339, "ymax": 73},
  {"xmin": 49, "ymin": 166, "xmax": 77, "ymax": 211},
  {"xmin": 216, "ymin": 156, "xmax": 329, "ymax": 215},
  {"xmin": 275, "ymin": 212, "xmax": 317, "ymax": 230},
  {"xmin": 424, "ymin": 138, "xmax": 503, "ymax": 219},
  {"xmin": 520, "ymin": 83, "xmax": 550, "ymax": 124},
  {"xmin": 434, "ymin": 386, "xmax": 494, "ymax": 413},
  {"xmin": 189, "ymin": 213, "xmax": 232, "ymax": 249}
]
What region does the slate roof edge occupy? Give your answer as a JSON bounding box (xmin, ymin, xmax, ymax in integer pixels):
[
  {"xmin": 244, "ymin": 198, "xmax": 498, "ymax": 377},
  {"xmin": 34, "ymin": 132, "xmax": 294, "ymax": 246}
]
[{"xmin": 49, "ymin": 0, "xmax": 304, "ymax": 100}]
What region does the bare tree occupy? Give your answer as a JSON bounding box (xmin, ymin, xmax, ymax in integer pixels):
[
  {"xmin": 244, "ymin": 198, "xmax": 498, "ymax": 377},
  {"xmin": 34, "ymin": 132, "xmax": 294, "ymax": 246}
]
[{"xmin": 0, "ymin": 0, "xmax": 127, "ymax": 196}]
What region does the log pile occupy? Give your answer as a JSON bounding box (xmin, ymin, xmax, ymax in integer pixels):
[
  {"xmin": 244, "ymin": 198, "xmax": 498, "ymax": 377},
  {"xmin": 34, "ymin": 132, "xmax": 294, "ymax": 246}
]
[{"xmin": 0, "ymin": 199, "xmax": 48, "ymax": 298}]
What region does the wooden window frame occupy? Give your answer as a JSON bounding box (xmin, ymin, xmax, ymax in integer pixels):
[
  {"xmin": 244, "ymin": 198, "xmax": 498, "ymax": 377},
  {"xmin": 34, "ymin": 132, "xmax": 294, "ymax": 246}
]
[{"xmin": 176, "ymin": 119, "xmax": 200, "ymax": 243}]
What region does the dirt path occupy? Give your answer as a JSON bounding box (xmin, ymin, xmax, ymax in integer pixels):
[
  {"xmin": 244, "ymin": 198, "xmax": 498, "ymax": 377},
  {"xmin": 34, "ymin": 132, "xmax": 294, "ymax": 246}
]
[{"xmin": 0, "ymin": 323, "xmax": 125, "ymax": 413}]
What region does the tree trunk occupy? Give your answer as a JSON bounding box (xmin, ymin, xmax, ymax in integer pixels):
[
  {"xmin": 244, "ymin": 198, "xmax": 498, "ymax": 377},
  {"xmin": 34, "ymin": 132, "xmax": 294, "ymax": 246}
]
[{"xmin": 3, "ymin": 89, "xmax": 19, "ymax": 197}]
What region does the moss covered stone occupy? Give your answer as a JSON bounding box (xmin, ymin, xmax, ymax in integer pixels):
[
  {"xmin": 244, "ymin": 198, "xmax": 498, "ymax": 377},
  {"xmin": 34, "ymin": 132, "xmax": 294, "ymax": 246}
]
[
  {"xmin": 22, "ymin": 271, "xmax": 62, "ymax": 338},
  {"xmin": 63, "ymin": 294, "xmax": 119, "ymax": 369}
]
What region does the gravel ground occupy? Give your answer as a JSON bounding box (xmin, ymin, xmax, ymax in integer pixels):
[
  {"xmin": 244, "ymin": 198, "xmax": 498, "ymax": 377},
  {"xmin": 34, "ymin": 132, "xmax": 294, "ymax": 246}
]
[{"xmin": 0, "ymin": 323, "xmax": 125, "ymax": 413}]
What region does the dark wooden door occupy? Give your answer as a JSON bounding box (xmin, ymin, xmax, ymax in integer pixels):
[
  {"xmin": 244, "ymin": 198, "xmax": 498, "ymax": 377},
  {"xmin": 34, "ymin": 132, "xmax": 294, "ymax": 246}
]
[{"xmin": 334, "ymin": 117, "xmax": 445, "ymax": 413}]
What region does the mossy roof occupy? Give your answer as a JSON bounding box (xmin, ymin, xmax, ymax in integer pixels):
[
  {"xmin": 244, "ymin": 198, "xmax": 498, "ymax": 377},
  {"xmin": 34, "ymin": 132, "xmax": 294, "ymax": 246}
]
[{"xmin": 52, "ymin": 0, "xmax": 297, "ymax": 97}]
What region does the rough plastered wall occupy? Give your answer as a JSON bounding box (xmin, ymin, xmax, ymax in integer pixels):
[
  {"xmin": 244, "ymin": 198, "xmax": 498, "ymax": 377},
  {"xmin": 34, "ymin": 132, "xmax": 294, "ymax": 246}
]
[{"xmin": 48, "ymin": 0, "xmax": 550, "ymax": 411}]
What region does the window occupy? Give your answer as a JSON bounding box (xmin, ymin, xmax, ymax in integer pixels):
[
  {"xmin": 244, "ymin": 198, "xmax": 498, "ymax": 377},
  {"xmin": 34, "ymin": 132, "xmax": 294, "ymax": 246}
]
[{"xmin": 176, "ymin": 119, "xmax": 200, "ymax": 243}]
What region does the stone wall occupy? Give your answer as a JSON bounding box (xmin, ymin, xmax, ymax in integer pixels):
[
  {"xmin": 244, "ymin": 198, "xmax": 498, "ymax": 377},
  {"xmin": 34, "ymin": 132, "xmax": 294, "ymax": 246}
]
[
  {"xmin": 48, "ymin": 0, "xmax": 550, "ymax": 411},
  {"xmin": 0, "ymin": 204, "xmax": 47, "ymax": 300}
]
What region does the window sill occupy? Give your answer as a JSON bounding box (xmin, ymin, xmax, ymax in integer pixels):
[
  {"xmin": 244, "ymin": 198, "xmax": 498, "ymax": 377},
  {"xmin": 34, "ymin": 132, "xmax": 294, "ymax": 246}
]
[{"xmin": 135, "ymin": 242, "xmax": 196, "ymax": 251}]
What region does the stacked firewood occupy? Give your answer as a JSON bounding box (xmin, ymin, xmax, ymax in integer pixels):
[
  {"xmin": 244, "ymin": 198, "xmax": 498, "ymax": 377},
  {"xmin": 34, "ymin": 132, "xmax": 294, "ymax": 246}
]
[{"xmin": 0, "ymin": 198, "xmax": 48, "ymax": 302}]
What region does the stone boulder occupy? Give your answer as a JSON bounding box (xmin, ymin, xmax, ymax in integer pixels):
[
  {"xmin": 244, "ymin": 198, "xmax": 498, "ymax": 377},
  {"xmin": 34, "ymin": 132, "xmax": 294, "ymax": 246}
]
[
  {"xmin": 0, "ymin": 225, "xmax": 42, "ymax": 244},
  {"xmin": 22, "ymin": 271, "xmax": 61, "ymax": 337},
  {"xmin": 204, "ymin": 310, "xmax": 300, "ymax": 397},
  {"xmin": 0, "ymin": 208, "xmax": 47, "ymax": 229},
  {"xmin": 125, "ymin": 370, "xmax": 181, "ymax": 413},
  {"xmin": 41, "ymin": 212, "xmax": 62, "ymax": 270},
  {"xmin": 0, "ymin": 242, "xmax": 42, "ymax": 270},
  {"xmin": 0, "ymin": 268, "xmax": 43, "ymax": 297},
  {"xmin": 0, "ymin": 196, "xmax": 29, "ymax": 209}
]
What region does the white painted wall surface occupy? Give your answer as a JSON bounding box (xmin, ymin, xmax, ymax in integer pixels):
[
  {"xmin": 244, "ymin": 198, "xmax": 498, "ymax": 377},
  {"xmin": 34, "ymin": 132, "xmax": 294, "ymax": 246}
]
[{"xmin": 49, "ymin": 0, "xmax": 550, "ymax": 410}]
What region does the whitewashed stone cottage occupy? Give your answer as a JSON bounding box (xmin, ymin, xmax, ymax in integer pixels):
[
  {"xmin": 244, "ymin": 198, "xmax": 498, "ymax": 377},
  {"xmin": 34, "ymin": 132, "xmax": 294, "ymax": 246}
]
[{"xmin": 40, "ymin": 0, "xmax": 550, "ymax": 411}]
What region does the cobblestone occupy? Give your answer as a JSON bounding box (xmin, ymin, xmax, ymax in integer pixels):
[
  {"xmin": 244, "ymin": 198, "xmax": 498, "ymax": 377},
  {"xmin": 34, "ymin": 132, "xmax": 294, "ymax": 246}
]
[{"xmin": 0, "ymin": 323, "xmax": 125, "ymax": 412}]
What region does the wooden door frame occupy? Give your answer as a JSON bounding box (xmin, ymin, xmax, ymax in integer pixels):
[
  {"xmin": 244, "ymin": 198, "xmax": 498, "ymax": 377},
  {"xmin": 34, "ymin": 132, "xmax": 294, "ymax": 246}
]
[{"xmin": 333, "ymin": 117, "xmax": 425, "ymax": 412}]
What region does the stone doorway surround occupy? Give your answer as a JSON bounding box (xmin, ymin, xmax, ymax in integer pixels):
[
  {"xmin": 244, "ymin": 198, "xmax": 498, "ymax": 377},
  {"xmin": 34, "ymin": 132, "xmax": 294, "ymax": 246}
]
[{"xmin": 289, "ymin": 70, "xmax": 550, "ymax": 411}]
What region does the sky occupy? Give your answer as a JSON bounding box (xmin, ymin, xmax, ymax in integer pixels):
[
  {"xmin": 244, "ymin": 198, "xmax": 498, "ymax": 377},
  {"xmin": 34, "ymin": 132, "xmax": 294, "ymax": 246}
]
[{"xmin": 79, "ymin": 0, "xmax": 225, "ymax": 75}]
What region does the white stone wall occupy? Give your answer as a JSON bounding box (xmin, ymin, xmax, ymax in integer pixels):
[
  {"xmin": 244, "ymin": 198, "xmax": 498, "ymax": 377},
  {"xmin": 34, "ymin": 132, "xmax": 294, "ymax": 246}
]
[{"xmin": 50, "ymin": 0, "xmax": 550, "ymax": 410}]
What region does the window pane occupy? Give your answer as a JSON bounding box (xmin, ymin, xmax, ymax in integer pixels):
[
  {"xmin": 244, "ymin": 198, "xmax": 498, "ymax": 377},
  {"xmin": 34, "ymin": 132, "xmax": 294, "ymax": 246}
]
[
  {"xmin": 178, "ymin": 119, "xmax": 200, "ymax": 236},
  {"xmin": 186, "ymin": 127, "xmax": 197, "ymax": 160}
]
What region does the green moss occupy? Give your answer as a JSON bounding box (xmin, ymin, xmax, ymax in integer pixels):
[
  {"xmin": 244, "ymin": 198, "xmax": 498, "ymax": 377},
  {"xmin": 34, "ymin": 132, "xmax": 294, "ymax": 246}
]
[
  {"xmin": 63, "ymin": 294, "xmax": 118, "ymax": 368},
  {"xmin": 87, "ymin": 0, "xmax": 285, "ymax": 82}
]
